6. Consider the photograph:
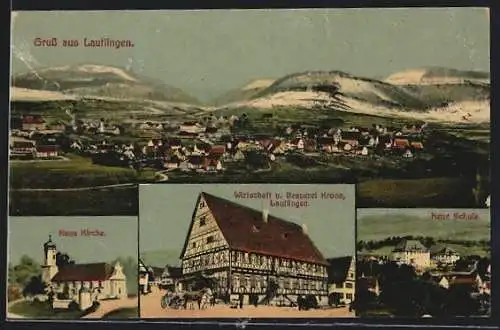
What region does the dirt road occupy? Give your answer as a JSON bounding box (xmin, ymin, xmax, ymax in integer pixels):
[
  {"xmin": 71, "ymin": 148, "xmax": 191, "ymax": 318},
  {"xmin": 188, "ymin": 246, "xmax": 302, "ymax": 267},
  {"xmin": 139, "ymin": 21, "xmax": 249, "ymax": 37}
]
[
  {"xmin": 82, "ymin": 297, "xmax": 138, "ymax": 319},
  {"xmin": 140, "ymin": 288, "xmax": 354, "ymax": 318}
]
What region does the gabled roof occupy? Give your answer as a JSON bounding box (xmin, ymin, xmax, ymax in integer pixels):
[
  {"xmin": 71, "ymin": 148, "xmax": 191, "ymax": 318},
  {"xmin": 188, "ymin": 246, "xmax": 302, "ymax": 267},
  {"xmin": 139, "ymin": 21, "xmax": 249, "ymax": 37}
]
[
  {"xmin": 22, "ymin": 115, "xmax": 45, "ymax": 124},
  {"xmin": 393, "ymin": 239, "xmax": 428, "ymax": 252},
  {"xmin": 51, "ymin": 263, "xmax": 114, "ymax": 282},
  {"xmin": 182, "ymin": 192, "xmax": 328, "ymax": 265},
  {"xmin": 434, "ymin": 246, "xmax": 459, "ymax": 256},
  {"xmin": 163, "ymin": 265, "xmax": 183, "ymax": 278},
  {"xmin": 326, "ymin": 256, "xmax": 353, "ymax": 284}
]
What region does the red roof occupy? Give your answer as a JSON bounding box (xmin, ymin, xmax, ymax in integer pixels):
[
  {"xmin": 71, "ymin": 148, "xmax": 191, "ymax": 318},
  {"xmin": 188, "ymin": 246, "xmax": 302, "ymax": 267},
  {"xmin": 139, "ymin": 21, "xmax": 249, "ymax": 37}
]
[
  {"xmin": 51, "ymin": 263, "xmax": 114, "ymax": 282},
  {"xmin": 393, "ymin": 139, "xmax": 410, "ymax": 148},
  {"xmin": 191, "ymin": 193, "xmax": 328, "ymax": 265},
  {"xmin": 210, "ymin": 145, "xmax": 226, "ymax": 155},
  {"xmin": 22, "ymin": 116, "xmax": 45, "ymax": 124},
  {"xmin": 37, "ymin": 145, "xmax": 58, "ymax": 152},
  {"xmin": 411, "ymin": 141, "xmax": 424, "ymax": 149},
  {"xmin": 203, "ymin": 157, "xmax": 220, "ymax": 168}
]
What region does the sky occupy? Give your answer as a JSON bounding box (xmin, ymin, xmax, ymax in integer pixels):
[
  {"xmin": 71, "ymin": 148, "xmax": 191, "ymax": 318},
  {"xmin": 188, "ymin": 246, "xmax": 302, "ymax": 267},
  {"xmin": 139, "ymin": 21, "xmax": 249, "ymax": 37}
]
[
  {"xmin": 8, "ymin": 216, "xmax": 138, "ymax": 265},
  {"xmin": 139, "ymin": 184, "xmax": 355, "ymax": 259},
  {"xmin": 357, "ymin": 208, "xmax": 491, "ymax": 242},
  {"xmin": 10, "ymin": 8, "xmax": 490, "ymax": 101}
]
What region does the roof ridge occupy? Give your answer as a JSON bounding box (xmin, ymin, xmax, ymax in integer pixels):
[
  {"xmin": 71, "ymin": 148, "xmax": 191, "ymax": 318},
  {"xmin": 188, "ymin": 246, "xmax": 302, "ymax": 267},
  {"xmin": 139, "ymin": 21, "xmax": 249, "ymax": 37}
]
[{"xmin": 201, "ymin": 192, "xmax": 303, "ymax": 230}]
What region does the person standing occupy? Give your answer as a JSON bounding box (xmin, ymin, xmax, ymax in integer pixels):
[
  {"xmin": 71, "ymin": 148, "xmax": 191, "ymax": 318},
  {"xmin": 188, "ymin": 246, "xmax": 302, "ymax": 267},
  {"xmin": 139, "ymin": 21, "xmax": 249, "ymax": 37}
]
[{"xmin": 239, "ymin": 293, "xmax": 244, "ymax": 309}]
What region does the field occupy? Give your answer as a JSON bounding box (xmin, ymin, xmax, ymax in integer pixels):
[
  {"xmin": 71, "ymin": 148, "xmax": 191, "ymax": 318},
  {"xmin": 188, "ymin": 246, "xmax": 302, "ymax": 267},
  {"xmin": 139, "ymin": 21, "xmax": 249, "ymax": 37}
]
[
  {"xmin": 8, "ymin": 300, "xmax": 85, "ymax": 319},
  {"xmin": 9, "ymin": 186, "xmax": 138, "ymax": 216},
  {"xmin": 10, "ymin": 154, "xmax": 155, "ymax": 189}
]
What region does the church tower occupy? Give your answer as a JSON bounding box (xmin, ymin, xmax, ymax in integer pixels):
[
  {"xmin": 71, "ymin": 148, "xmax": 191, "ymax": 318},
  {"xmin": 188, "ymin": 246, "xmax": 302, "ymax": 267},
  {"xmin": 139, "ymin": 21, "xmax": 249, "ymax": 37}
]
[{"xmin": 42, "ymin": 235, "xmax": 59, "ymax": 283}]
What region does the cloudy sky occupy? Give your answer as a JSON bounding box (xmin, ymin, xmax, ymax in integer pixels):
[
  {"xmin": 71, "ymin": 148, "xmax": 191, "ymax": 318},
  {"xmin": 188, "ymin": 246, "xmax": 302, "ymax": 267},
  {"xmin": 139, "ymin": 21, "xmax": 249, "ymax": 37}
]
[
  {"xmin": 11, "ymin": 8, "xmax": 489, "ymax": 101},
  {"xmin": 139, "ymin": 184, "xmax": 355, "ymax": 259}
]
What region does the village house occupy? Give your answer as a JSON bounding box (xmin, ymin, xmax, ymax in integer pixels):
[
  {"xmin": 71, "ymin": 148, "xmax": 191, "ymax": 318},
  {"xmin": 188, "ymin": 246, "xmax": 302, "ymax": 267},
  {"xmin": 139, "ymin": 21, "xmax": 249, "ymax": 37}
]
[
  {"xmin": 139, "ymin": 259, "xmax": 152, "ymax": 294},
  {"xmin": 139, "ymin": 259, "xmax": 166, "ymax": 294},
  {"xmin": 391, "ymin": 239, "xmax": 431, "ymax": 271},
  {"xmin": 358, "ymin": 275, "xmax": 380, "ymax": 296},
  {"xmin": 179, "ymin": 192, "xmax": 329, "ymax": 306},
  {"xmin": 47, "ymin": 120, "xmax": 67, "ymax": 132},
  {"xmin": 326, "ymin": 256, "xmax": 355, "ymax": 305},
  {"xmin": 160, "ymin": 265, "xmax": 183, "ymax": 291},
  {"xmin": 179, "ymin": 121, "xmax": 205, "ymax": 134},
  {"xmin": 432, "ymin": 247, "xmax": 460, "ymax": 265},
  {"xmin": 288, "ymin": 138, "xmax": 304, "ymax": 150},
  {"xmin": 22, "ymin": 115, "xmax": 46, "ymax": 131},
  {"xmin": 203, "ymin": 157, "xmax": 223, "ymax": 172},
  {"xmin": 430, "ymin": 274, "xmax": 451, "ymax": 289},
  {"xmin": 41, "ymin": 236, "xmax": 127, "ymax": 311},
  {"xmin": 35, "ymin": 145, "xmax": 59, "ymax": 159},
  {"xmin": 9, "ymin": 137, "xmax": 36, "ymax": 158}
]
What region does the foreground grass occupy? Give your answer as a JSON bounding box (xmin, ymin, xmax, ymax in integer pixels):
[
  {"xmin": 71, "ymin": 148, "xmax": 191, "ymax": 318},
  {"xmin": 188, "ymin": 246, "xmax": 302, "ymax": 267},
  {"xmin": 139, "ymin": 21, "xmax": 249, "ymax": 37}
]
[
  {"xmin": 9, "ymin": 186, "xmax": 138, "ymax": 216},
  {"xmin": 10, "ymin": 154, "xmax": 155, "ymax": 189},
  {"xmin": 9, "ymin": 301, "xmax": 83, "ymax": 319}
]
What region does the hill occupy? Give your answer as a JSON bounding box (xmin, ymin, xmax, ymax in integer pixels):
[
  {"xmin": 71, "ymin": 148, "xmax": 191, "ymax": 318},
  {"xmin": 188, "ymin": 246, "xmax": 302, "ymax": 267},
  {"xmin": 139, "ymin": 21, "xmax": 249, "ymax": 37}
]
[
  {"xmin": 12, "ymin": 64, "xmax": 202, "ymax": 105},
  {"xmin": 217, "ymin": 69, "xmax": 490, "ymax": 125},
  {"xmin": 10, "ymin": 90, "xmax": 204, "ymax": 122},
  {"xmin": 213, "ymin": 79, "xmax": 275, "ymax": 105},
  {"xmin": 357, "ymin": 210, "xmax": 490, "ymax": 242},
  {"xmin": 385, "ymin": 67, "xmax": 490, "ymax": 85},
  {"xmin": 140, "ymin": 249, "xmax": 181, "ymax": 268}
]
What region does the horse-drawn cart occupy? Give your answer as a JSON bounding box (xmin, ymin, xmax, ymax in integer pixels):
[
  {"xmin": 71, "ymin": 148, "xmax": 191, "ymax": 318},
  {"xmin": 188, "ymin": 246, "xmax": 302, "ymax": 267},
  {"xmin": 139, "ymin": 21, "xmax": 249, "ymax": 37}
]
[{"xmin": 160, "ymin": 288, "xmax": 212, "ymax": 310}]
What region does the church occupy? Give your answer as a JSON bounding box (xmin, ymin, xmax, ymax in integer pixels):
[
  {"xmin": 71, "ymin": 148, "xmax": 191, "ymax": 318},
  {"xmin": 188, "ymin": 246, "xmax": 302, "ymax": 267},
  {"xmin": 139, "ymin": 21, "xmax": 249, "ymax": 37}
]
[
  {"xmin": 179, "ymin": 192, "xmax": 329, "ymax": 306},
  {"xmin": 41, "ymin": 235, "xmax": 128, "ymax": 310}
]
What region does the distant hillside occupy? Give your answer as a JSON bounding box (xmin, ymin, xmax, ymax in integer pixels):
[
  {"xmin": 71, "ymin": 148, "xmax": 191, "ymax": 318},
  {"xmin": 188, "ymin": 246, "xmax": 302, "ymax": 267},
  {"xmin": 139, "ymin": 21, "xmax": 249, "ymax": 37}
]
[
  {"xmin": 217, "ymin": 69, "xmax": 490, "ymax": 125},
  {"xmin": 140, "ymin": 249, "xmax": 181, "ymax": 268},
  {"xmin": 385, "ymin": 67, "xmax": 490, "ymax": 85},
  {"xmin": 357, "ymin": 212, "xmax": 490, "ymax": 242},
  {"xmin": 253, "ymin": 71, "xmax": 429, "ymax": 110},
  {"xmin": 213, "ymin": 79, "xmax": 275, "ymax": 105},
  {"xmin": 12, "ymin": 64, "xmax": 202, "ymax": 105}
]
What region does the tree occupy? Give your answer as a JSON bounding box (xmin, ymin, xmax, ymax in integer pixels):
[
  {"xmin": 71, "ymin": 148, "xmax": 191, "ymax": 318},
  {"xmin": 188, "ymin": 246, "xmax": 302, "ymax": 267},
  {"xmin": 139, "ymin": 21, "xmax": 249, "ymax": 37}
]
[
  {"xmin": 22, "ymin": 275, "xmax": 47, "ymax": 297},
  {"xmin": 56, "ymin": 252, "xmax": 76, "ymax": 269},
  {"xmin": 12, "ymin": 255, "xmax": 41, "ymax": 287}
]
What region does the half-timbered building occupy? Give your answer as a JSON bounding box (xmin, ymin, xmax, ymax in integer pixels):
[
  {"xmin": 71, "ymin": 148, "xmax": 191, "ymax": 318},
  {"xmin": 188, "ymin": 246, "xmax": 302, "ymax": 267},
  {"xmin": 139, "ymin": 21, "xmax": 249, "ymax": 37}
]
[{"xmin": 179, "ymin": 192, "xmax": 329, "ymax": 306}]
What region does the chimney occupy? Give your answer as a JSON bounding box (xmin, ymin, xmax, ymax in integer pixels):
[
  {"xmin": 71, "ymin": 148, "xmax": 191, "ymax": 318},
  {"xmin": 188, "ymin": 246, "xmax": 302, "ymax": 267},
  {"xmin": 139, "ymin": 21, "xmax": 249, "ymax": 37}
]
[
  {"xmin": 301, "ymin": 224, "xmax": 308, "ymax": 234},
  {"xmin": 262, "ymin": 209, "xmax": 269, "ymax": 223}
]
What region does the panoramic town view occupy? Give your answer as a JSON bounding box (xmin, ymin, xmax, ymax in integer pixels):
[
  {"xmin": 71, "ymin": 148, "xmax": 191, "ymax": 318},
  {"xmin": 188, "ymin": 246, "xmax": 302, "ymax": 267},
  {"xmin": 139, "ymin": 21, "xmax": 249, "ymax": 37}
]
[
  {"xmin": 355, "ymin": 209, "xmax": 491, "ymax": 318},
  {"xmin": 9, "ymin": 8, "xmax": 490, "ymax": 215},
  {"xmin": 7, "ymin": 217, "xmax": 139, "ymax": 320},
  {"xmin": 139, "ymin": 184, "xmax": 356, "ymax": 317}
]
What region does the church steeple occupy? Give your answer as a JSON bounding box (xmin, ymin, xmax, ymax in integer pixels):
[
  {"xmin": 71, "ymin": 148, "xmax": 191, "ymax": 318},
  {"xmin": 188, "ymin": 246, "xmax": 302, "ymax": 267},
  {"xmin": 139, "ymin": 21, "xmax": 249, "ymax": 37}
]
[
  {"xmin": 44, "ymin": 234, "xmax": 56, "ymax": 255},
  {"xmin": 42, "ymin": 235, "xmax": 58, "ymax": 283}
]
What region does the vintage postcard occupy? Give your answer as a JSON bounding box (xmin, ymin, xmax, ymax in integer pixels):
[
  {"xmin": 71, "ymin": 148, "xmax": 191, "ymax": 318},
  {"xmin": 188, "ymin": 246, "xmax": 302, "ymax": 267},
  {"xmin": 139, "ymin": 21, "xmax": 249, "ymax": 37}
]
[
  {"xmin": 355, "ymin": 209, "xmax": 491, "ymax": 317},
  {"xmin": 7, "ymin": 216, "xmax": 139, "ymax": 320},
  {"xmin": 138, "ymin": 183, "xmax": 355, "ymax": 318},
  {"xmin": 9, "ymin": 8, "xmax": 490, "ymax": 216}
]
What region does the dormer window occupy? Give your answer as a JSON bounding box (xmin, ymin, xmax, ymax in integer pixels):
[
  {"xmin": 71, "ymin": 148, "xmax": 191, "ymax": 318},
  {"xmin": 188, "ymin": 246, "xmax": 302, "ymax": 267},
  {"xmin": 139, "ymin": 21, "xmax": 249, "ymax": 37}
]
[
  {"xmin": 192, "ymin": 242, "xmax": 197, "ymax": 248},
  {"xmin": 200, "ymin": 201, "xmax": 206, "ymax": 208},
  {"xmin": 206, "ymin": 236, "xmax": 214, "ymax": 244},
  {"xmin": 199, "ymin": 216, "xmax": 206, "ymax": 226}
]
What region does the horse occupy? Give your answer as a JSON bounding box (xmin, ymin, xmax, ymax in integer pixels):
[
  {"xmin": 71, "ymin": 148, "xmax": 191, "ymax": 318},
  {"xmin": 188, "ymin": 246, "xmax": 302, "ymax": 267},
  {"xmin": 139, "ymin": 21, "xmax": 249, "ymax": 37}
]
[{"xmin": 179, "ymin": 288, "xmax": 212, "ymax": 310}]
